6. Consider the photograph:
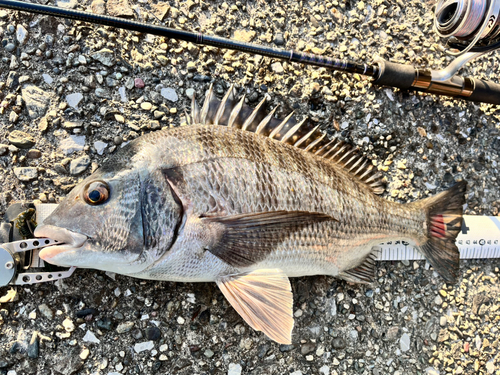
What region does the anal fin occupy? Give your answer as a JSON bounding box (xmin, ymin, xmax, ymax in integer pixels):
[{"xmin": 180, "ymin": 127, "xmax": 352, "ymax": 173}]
[
  {"xmin": 339, "ymin": 246, "xmax": 380, "ymax": 284},
  {"xmin": 216, "ymin": 269, "xmax": 294, "ymax": 344}
]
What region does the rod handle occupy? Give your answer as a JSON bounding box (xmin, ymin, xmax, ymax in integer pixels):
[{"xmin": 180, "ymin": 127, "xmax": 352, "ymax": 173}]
[
  {"xmin": 372, "ymin": 59, "xmax": 417, "ymax": 90},
  {"xmin": 467, "ymin": 79, "xmax": 500, "ymax": 105}
]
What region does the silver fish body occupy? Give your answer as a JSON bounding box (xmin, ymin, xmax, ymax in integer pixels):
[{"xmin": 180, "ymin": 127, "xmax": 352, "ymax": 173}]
[{"xmin": 35, "ymin": 85, "xmax": 466, "ymax": 344}]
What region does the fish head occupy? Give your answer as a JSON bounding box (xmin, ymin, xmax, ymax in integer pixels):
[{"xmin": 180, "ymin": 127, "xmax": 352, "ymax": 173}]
[{"xmin": 34, "ymin": 144, "xmax": 183, "ymax": 275}]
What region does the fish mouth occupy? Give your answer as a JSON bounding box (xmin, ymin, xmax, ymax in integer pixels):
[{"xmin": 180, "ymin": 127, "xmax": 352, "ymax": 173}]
[{"xmin": 34, "ymin": 225, "xmax": 88, "ymax": 262}]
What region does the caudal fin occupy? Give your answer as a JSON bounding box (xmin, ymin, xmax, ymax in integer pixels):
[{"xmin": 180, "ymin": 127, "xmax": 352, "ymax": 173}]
[{"xmin": 418, "ymin": 181, "xmax": 467, "ymax": 283}]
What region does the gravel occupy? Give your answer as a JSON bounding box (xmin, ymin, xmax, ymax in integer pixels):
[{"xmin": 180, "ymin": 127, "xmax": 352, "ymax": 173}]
[{"xmin": 1, "ymin": 0, "xmax": 500, "ymax": 374}]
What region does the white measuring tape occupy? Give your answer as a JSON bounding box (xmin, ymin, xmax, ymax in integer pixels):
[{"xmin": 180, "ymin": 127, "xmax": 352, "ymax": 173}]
[{"xmin": 35, "ymin": 205, "xmax": 500, "ymax": 261}]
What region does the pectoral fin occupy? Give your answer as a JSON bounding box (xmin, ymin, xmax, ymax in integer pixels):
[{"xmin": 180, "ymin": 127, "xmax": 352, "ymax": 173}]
[
  {"xmin": 203, "ymin": 210, "xmax": 335, "ymax": 267},
  {"xmin": 339, "ymin": 246, "xmax": 380, "ymax": 284},
  {"xmin": 216, "ymin": 269, "xmax": 294, "ymax": 344}
]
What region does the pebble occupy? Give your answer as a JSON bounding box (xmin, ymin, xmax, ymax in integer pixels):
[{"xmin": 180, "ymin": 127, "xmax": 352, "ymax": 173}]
[
  {"xmin": 140, "ymin": 102, "xmax": 153, "ymax": 110},
  {"xmin": 134, "ymin": 78, "xmax": 145, "ymax": 88},
  {"xmin": 38, "ymin": 304, "xmax": 54, "ymax": 319},
  {"xmin": 185, "ymin": 88, "xmax": 195, "ymax": 99},
  {"xmin": 80, "ymin": 348, "xmax": 90, "ymax": 360},
  {"xmin": 0, "ymin": 144, "xmax": 9, "ymax": 156},
  {"xmin": 62, "ymin": 317, "xmax": 75, "ymax": 332},
  {"xmin": 66, "ymin": 93, "xmax": 83, "ymax": 108},
  {"xmin": 13, "ymin": 167, "xmax": 38, "ymax": 181},
  {"xmin": 27, "ymin": 333, "xmax": 39, "ymax": 359},
  {"xmin": 228, "ymin": 363, "xmax": 242, "ymax": 375},
  {"xmin": 332, "ymin": 337, "xmax": 346, "ymax": 349},
  {"xmin": 203, "ymin": 349, "xmax": 214, "ymax": 358},
  {"xmin": 8, "ymin": 131, "xmax": 36, "ymax": 149},
  {"xmin": 439, "ymin": 316, "xmax": 447, "ymax": 327},
  {"xmin": 91, "ymin": 48, "xmax": 115, "ymax": 66},
  {"xmin": 161, "ymin": 87, "xmax": 179, "ymax": 102},
  {"xmin": 26, "ymin": 149, "xmax": 42, "ymax": 159},
  {"xmin": 5, "ymin": 43, "xmax": 15, "ymax": 52},
  {"xmin": 97, "ymin": 317, "xmax": 113, "ymax": 331},
  {"xmin": 301, "ymin": 342, "xmax": 315, "ymax": 355},
  {"xmin": 118, "ymin": 86, "xmax": 127, "ymax": 102},
  {"xmin": 60, "ymin": 135, "xmax": 85, "ymax": 155},
  {"xmin": 134, "ymin": 341, "xmax": 154, "ymax": 353},
  {"xmin": 145, "ymin": 326, "xmax": 161, "ymax": 341},
  {"xmin": 21, "ymin": 85, "xmax": 51, "ymax": 118},
  {"xmin": 400, "ymin": 333, "xmax": 410, "ymax": 352},
  {"xmin": 16, "ymin": 24, "xmax": 28, "ymax": 45},
  {"xmin": 83, "ymin": 330, "xmax": 100, "ymax": 344},
  {"xmin": 274, "ymin": 32, "xmax": 285, "ymax": 45},
  {"xmin": 319, "ymin": 365, "xmax": 330, "ymax": 375},
  {"xmin": 271, "ymin": 62, "xmax": 284, "ymax": 74},
  {"xmin": 116, "ymin": 321, "xmax": 134, "ymax": 334},
  {"xmin": 94, "ymin": 141, "xmax": 107, "ymax": 155},
  {"xmin": 70, "ymin": 155, "xmax": 91, "ymax": 175}
]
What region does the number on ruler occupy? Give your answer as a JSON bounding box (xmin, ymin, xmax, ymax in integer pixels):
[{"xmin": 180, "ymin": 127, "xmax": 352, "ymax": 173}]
[{"xmin": 461, "ymin": 219, "xmax": 470, "ymax": 235}]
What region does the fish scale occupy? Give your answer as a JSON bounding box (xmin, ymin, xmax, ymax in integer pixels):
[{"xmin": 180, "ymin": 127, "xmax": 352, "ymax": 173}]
[{"xmin": 34, "ymin": 85, "xmax": 466, "ymax": 344}]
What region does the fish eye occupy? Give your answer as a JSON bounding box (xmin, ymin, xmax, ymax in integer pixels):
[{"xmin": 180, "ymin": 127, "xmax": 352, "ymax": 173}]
[{"xmin": 84, "ymin": 181, "xmax": 110, "ymax": 206}]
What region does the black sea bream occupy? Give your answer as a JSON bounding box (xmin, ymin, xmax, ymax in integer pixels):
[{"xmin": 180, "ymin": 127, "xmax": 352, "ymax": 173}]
[{"xmin": 35, "ymin": 85, "xmax": 466, "ymax": 344}]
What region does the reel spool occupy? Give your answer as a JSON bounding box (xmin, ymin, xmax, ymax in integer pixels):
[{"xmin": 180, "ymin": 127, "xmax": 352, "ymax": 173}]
[{"xmin": 435, "ymin": 0, "xmax": 500, "ymax": 54}]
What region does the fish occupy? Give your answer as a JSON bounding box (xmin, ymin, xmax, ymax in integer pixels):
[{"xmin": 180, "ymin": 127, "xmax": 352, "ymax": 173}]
[{"xmin": 34, "ymin": 84, "xmax": 466, "ymax": 344}]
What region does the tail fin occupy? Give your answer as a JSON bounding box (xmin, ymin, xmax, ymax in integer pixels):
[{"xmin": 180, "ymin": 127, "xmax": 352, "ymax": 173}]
[{"xmin": 418, "ymin": 181, "xmax": 467, "ymax": 283}]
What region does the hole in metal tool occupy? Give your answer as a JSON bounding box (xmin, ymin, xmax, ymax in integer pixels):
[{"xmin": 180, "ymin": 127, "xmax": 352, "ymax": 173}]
[
  {"xmin": 22, "ymin": 275, "xmax": 30, "ymax": 282},
  {"xmin": 20, "ymin": 242, "xmax": 27, "ymax": 249},
  {"xmin": 33, "ymin": 240, "xmax": 39, "ymax": 247}
]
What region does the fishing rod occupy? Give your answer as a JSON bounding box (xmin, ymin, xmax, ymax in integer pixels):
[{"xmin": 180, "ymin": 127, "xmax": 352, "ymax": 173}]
[{"xmin": 0, "ymin": 0, "xmax": 500, "ymax": 105}]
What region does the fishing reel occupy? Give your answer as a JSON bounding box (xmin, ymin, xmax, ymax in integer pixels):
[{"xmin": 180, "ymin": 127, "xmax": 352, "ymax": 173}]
[
  {"xmin": 0, "ymin": 203, "xmax": 75, "ymax": 287},
  {"xmin": 435, "ymin": 0, "xmax": 500, "ymax": 55}
]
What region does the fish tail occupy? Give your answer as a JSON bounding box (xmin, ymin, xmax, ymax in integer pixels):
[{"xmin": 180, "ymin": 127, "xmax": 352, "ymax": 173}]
[{"xmin": 418, "ymin": 181, "xmax": 467, "ymax": 283}]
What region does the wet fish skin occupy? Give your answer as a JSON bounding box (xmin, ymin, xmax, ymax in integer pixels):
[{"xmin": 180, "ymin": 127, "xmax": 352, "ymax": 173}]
[{"xmin": 34, "ymin": 86, "xmax": 465, "ymax": 344}]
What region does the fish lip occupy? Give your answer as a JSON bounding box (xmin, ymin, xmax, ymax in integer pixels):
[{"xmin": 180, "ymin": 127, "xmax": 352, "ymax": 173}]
[{"xmin": 34, "ymin": 225, "xmax": 88, "ymax": 261}]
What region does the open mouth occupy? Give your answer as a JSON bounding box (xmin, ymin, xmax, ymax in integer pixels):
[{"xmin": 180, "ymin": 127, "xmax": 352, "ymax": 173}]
[{"xmin": 34, "ymin": 225, "xmax": 88, "ymax": 261}]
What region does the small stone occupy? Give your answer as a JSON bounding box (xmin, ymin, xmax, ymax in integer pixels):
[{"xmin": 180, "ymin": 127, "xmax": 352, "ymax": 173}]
[
  {"xmin": 145, "ymin": 326, "xmax": 161, "ymax": 341},
  {"xmin": 95, "ymin": 88, "xmax": 110, "ymax": 98},
  {"xmin": 234, "ymin": 29, "xmax": 256, "ymax": 42},
  {"xmin": 177, "ymin": 316, "xmax": 185, "ymax": 325},
  {"xmin": 42, "ymin": 74, "xmax": 54, "ymax": 84},
  {"xmin": 13, "ymin": 167, "xmax": 38, "ymax": 181},
  {"xmin": 116, "ymin": 321, "xmax": 134, "ymax": 334},
  {"xmin": 319, "ymin": 365, "xmax": 330, "ymax": 375},
  {"xmin": 161, "ymin": 87, "xmax": 178, "ymax": 102},
  {"xmin": 8, "ymin": 130, "xmax": 36, "ymax": 149},
  {"xmin": 301, "ymin": 342, "xmax": 315, "ymax": 355},
  {"xmin": 400, "ymin": 333, "xmax": 410, "ymax": 352},
  {"xmin": 22, "ymin": 85, "xmax": 51, "ymax": 119},
  {"xmin": 63, "ymin": 317, "xmax": 75, "ymax": 332},
  {"xmin": 228, "ymin": 363, "xmax": 242, "ymax": 375},
  {"xmin": 271, "ymin": 62, "xmax": 284, "ymax": 74},
  {"xmin": 70, "ymin": 155, "xmax": 91, "ymax": 175},
  {"xmin": 16, "ymin": 24, "xmax": 28, "ymax": 45},
  {"xmin": 83, "ymin": 330, "xmax": 100, "ymax": 344},
  {"xmin": 107, "ymin": 0, "xmax": 134, "ymax": 16},
  {"xmin": 80, "ymin": 348, "xmax": 90, "ymax": 360},
  {"xmin": 134, "ymin": 341, "xmax": 154, "ymax": 353},
  {"xmin": 63, "ymin": 120, "xmax": 83, "ymax": 129},
  {"xmin": 38, "ymin": 304, "xmax": 54, "ymax": 319},
  {"xmin": 134, "ymin": 78, "xmax": 145, "ymax": 88},
  {"xmin": 486, "ymin": 361, "xmax": 495, "ymax": 374},
  {"xmin": 91, "ymin": 48, "xmax": 115, "ymax": 66},
  {"xmin": 97, "ymin": 317, "xmax": 113, "ymax": 331},
  {"xmin": 118, "ymin": 86, "xmax": 127, "ymax": 102},
  {"xmin": 94, "ymin": 141, "xmax": 107, "ymax": 155},
  {"xmin": 5, "ymin": 43, "xmax": 15, "ymax": 52},
  {"xmin": 26, "ymin": 149, "xmax": 42, "ymax": 159},
  {"xmin": 434, "ymin": 295, "xmax": 442, "ymax": 305},
  {"xmin": 439, "ymin": 316, "xmax": 447, "ymax": 327},
  {"xmin": 60, "ymin": 135, "xmax": 85, "ymax": 155},
  {"xmin": 185, "ymin": 88, "xmax": 195, "ymax": 99},
  {"xmin": 27, "ymin": 332, "xmax": 39, "ymax": 359},
  {"xmin": 140, "ymin": 102, "xmax": 153, "ymax": 110},
  {"xmin": 66, "ymin": 93, "xmax": 83, "ymax": 109},
  {"xmin": 90, "ymin": 0, "xmax": 106, "ymax": 14},
  {"xmin": 274, "ymin": 32, "xmax": 285, "ymax": 45},
  {"xmin": 203, "ymin": 349, "xmax": 214, "ymax": 358},
  {"xmin": 332, "ymin": 337, "xmax": 346, "ymax": 349},
  {"xmin": 0, "ymin": 144, "xmax": 9, "ymax": 156},
  {"xmin": 349, "ymin": 330, "xmax": 359, "ymax": 341}
]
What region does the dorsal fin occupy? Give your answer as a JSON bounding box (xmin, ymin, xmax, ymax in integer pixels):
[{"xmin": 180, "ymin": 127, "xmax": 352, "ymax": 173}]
[{"xmin": 188, "ymin": 86, "xmax": 386, "ymax": 195}]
